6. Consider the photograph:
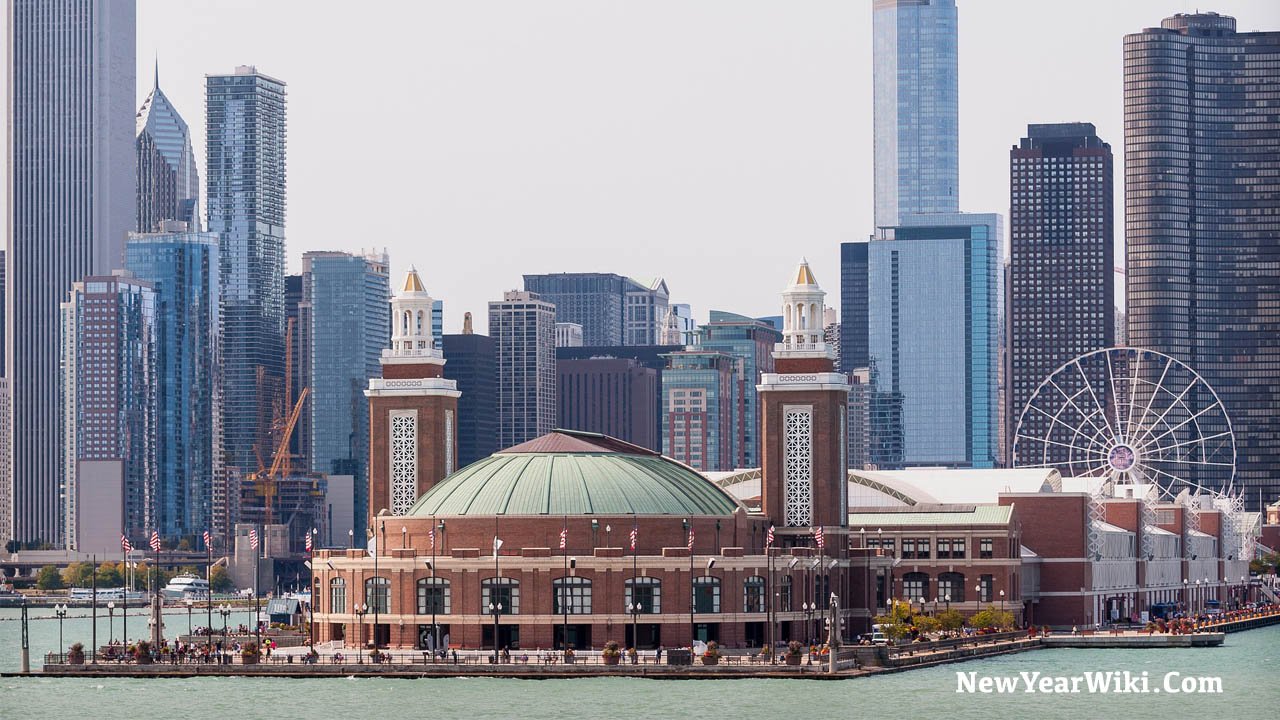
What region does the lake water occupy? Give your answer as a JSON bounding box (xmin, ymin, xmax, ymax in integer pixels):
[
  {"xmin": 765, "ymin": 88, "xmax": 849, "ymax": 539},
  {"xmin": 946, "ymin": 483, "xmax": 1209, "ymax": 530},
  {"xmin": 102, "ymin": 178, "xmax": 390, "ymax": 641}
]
[{"xmin": 1, "ymin": 607, "xmax": 1275, "ymax": 719}]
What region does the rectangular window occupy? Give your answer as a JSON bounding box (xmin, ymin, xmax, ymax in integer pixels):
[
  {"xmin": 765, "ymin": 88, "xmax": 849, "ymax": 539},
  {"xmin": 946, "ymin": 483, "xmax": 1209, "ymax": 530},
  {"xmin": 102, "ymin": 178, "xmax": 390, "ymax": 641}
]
[{"xmin": 980, "ymin": 538, "xmax": 993, "ymax": 559}]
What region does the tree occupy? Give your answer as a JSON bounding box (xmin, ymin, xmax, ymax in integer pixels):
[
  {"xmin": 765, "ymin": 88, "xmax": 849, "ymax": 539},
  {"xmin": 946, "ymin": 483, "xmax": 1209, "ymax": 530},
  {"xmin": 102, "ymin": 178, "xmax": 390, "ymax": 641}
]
[
  {"xmin": 210, "ymin": 565, "xmax": 234, "ymax": 593},
  {"xmin": 872, "ymin": 599, "xmax": 916, "ymax": 642},
  {"xmin": 61, "ymin": 561, "xmax": 94, "ymax": 588},
  {"xmin": 969, "ymin": 605, "xmax": 1016, "ymax": 631},
  {"xmin": 36, "ymin": 565, "xmax": 64, "ymax": 590},
  {"xmin": 96, "ymin": 562, "xmax": 123, "ymax": 588},
  {"xmin": 937, "ymin": 609, "xmax": 966, "ymax": 633},
  {"xmin": 914, "ymin": 615, "xmax": 941, "ymax": 636},
  {"xmin": 177, "ymin": 537, "xmax": 193, "ymax": 551},
  {"xmin": 4, "ymin": 540, "xmax": 18, "ymax": 553}
]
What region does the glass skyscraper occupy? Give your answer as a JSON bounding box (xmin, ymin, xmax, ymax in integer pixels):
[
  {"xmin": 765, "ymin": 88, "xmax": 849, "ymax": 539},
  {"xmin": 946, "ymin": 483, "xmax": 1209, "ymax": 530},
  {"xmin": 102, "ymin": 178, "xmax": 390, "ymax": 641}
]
[
  {"xmin": 660, "ymin": 349, "xmax": 738, "ymax": 472},
  {"xmin": 839, "ymin": 242, "xmax": 870, "ymax": 373},
  {"xmin": 6, "ymin": 0, "xmax": 136, "ymax": 546},
  {"xmin": 206, "ymin": 66, "xmax": 288, "ymax": 476},
  {"xmin": 125, "ymin": 228, "xmax": 221, "ymax": 543},
  {"xmin": 872, "ymin": 0, "xmax": 959, "ymax": 227},
  {"xmin": 136, "ymin": 65, "xmax": 199, "ymax": 232},
  {"xmin": 490, "ymin": 291, "xmax": 558, "ymax": 448},
  {"xmin": 523, "ymin": 273, "xmax": 669, "ymax": 346},
  {"xmin": 697, "ymin": 311, "xmax": 781, "ymax": 469},
  {"xmin": 302, "ymin": 251, "xmax": 390, "ymax": 530},
  {"xmin": 1125, "ymin": 13, "xmax": 1280, "ymax": 509},
  {"xmin": 868, "ymin": 214, "xmax": 1002, "ymax": 469}
]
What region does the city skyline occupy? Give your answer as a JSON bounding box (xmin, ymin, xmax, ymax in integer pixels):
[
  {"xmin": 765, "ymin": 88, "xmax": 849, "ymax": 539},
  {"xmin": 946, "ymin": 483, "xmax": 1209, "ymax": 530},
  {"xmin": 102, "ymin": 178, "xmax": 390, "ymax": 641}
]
[{"xmin": 51, "ymin": 0, "xmax": 1270, "ymax": 334}]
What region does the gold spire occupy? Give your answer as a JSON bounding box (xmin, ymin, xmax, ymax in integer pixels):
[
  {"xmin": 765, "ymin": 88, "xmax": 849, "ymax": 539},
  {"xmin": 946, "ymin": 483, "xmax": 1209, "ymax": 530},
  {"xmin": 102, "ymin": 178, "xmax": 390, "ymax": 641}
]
[
  {"xmin": 794, "ymin": 258, "xmax": 817, "ymax": 286},
  {"xmin": 402, "ymin": 267, "xmax": 425, "ymax": 293}
]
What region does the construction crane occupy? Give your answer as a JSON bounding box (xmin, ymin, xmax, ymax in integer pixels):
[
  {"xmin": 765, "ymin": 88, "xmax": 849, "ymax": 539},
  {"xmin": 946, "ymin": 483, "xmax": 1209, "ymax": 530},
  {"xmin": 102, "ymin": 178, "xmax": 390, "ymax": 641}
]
[{"xmin": 254, "ymin": 387, "xmax": 310, "ymax": 524}]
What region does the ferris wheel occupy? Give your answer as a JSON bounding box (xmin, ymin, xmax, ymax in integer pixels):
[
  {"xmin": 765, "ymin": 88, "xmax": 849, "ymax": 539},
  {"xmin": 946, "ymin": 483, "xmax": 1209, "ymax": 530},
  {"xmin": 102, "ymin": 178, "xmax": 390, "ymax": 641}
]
[{"xmin": 1012, "ymin": 347, "xmax": 1236, "ymax": 498}]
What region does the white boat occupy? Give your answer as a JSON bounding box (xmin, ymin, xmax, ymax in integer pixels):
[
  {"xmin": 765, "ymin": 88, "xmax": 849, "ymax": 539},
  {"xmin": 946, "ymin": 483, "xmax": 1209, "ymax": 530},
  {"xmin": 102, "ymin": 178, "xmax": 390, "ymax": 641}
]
[{"xmin": 162, "ymin": 574, "xmax": 210, "ymax": 600}]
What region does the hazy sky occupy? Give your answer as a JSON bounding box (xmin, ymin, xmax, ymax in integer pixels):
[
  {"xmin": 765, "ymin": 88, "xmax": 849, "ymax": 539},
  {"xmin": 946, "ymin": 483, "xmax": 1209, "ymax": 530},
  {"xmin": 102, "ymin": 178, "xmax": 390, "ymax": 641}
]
[{"xmin": 59, "ymin": 2, "xmax": 1280, "ymax": 332}]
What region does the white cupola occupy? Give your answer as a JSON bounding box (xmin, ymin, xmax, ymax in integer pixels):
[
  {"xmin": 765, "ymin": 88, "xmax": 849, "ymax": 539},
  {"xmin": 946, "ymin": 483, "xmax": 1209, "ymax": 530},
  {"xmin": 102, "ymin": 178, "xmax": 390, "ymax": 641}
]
[
  {"xmin": 391, "ymin": 267, "xmax": 436, "ymax": 354},
  {"xmin": 780, "ymin": 258, "xmax": 828, "ymax": 352}
]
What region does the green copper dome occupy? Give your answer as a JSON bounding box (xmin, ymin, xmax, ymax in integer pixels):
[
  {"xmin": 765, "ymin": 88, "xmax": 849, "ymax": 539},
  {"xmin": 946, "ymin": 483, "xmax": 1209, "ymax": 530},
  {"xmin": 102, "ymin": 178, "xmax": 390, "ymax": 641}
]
[{"xmin": 406, "ymin": 431, "xmax": 742, "ymax": 517}]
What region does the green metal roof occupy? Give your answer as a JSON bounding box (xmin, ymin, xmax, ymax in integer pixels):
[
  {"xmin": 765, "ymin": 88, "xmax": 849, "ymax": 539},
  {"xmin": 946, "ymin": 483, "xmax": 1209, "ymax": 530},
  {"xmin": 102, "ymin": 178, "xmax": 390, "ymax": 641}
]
[
  {"xmin": 406, "ymin": 452, "xmax": 743, "ymax": 517},
  {"xmin": 846, "ymin": 505, "xmax": 1014, "ymax": 528}
]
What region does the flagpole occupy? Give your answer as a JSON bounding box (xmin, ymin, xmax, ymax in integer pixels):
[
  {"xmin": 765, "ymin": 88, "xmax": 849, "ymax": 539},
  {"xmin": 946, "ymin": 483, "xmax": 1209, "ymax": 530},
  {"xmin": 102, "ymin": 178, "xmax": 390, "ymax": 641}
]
[
  {"xmin": 631, "ymin": 516, "xmax": 638, "ymax": 651},
  {"xmin": 91, "ymin": 554, "xmax": 97, "ymax": 663},
  {"xmin": 206, "ymin": 533, "xmax": 213, "ymax": 653},
  {"xmin": 561, "ymin": 516, "xmax": 568, "ymax": 655},
  {"xmin": 255, "ymin": 523, "xmax": 261, "ymax": 653}
]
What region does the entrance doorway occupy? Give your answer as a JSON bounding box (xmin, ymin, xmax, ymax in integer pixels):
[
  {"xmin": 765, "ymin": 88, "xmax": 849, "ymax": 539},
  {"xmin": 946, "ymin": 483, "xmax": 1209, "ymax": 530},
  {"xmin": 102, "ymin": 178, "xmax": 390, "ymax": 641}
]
[
  {"xmin": 693, "ymin": 622, "xmax": 719, "ymax": 644},
  {"xmin": 481, "ymin": 624, "xmax": 520, "ymax": 650},
  {"xmin": 417, "ymin": 624, "xmax": 451, "ymax": 651},
  {"xmin": 553, "ymin": 623, "xmax": 592, "ymax": 650},
  {"xmin": 624, "ymin": 623, "xmax": 661, "ymax": 649}
]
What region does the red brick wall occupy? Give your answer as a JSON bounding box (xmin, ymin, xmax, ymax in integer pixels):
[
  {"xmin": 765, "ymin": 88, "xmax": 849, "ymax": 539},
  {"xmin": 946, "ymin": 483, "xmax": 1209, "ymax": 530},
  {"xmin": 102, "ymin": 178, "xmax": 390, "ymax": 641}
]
[
  {"xmin": 760, "ymin": 388, "xmax": 847, "ymax": 528},
  {"xmin": 382, "ymin": 363, "xmax": 444, "ymax": 379},
  {"xmin": 774, "ymin": 357, "xmax": 835, "ymax": 374},
  {"xmin": 1000, "ymin": 494, "xmax": 1087, "ymax": 558},
  {"xmin": 368, "ymin": 393, "xmax": 459, "ymax": 524}
]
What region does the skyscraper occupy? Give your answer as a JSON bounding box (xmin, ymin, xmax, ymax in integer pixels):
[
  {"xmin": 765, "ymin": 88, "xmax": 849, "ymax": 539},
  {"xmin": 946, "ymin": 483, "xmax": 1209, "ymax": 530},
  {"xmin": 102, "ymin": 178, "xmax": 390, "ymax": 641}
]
[
  {"xmin": 557, "ymin": 357, "xmax": 659, "ymax": 451},
  {"xmin": 136, "ymin": 64, "xmax": 199, "ymax": 232},
  {"xmin": 1008, "ymin": 123, "xmax": 1114, "ymax": 460},
  {"xmin": 125, "ymin": 225, "xmax": 222, "ymax": 543},
  {"xmin": 442, "ymin": 316, "xmax": 499, "ymax": 468},
  {"xmin": 490, "ymin": 291, "xmax": 557, "ymax": 448},
  {"xmin": 839, "ymin": 241, "xmax": 869, "ymax": 373},
  {"xmin": 61, "ymin": 273, "xmax": 157, "ymax": 553},
  {"xmin": 661, "ymin": 349, "xmax": 738, "ymax": 472},
  {"xmin": 304, "ymin": 250, "xmax": 390, "ymax": 530},
  {"xmin": 868, "ymin": 213, "xmax": 1003, "ymax": 469},
  {"xmin": 6, "ymin": 0, "xmax": 136, "ymax": 545},
  {"xmin": 523, "ymin": 273, "xmax": 669, "ymax": 346},
  {"xmin": 1125, "ymin": 13, "xmax": 1280, "ymax": 508},
  {"xmin": 206, "ymin": 66, "xmax": 288, "ymax": 477},
  {"xmin": 697, "ymin": 311, "xmax": 781, "ymax": 469},
  {"xmin": 872, "ymin": 0, "xmax": 959, "ymax": 227}
]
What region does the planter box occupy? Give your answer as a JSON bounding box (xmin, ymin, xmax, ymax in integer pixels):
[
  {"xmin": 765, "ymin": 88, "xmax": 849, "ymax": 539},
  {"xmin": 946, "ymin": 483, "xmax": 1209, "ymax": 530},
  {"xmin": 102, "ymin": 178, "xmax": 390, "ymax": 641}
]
[
  {"xmin": 242, "ymin": 655, "xmax": 259, "ymax": 665},
  {"xmin": 701, "ymin": 656, "xmax": 720, "ymax": 666},
  {"xmin": 603, "ymin": 655, "xmax": 621, "ymax": 666},
  {"xmin": 785, "ymin": 655, "xmax": 802, "ymax": 666}
]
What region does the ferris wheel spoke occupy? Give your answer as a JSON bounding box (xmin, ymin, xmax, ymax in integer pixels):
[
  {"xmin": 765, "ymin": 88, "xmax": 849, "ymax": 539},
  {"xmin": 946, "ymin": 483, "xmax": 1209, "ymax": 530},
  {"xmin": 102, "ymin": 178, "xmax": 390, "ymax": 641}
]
[
  {"xmin": 1073, "ymin": 359, "xmax": 1117, "ymax": 441},
  {"xmin": 1131, "ymin": 356, "xmax": 1172, "ymax": 444},
  {"xmin": 1141, "ymin": 430, "xmax": 1235, "ymax": 459},
  {"xmin": 1130, "ymin": 377, "xmax": 1203, "ymax": 450},
  {"xmin": 1136, "ymin": 404, "xmax": 1227, "ymax": 452},
  {"xmin": 1137, "ymin": 462, "xmax": 1212, "ymax": 496},
  {"xmin": 1105, "ymin": 350, "xmax": 1128, "ymax": 441},
  {"xmin": 1016, "ymin": 434, "xmax": 1109, "ymax": 457},
  {"xmin": 1141, "ymin": 457, "xmax": 1235, "ymax": 468},
  {"xmin": 1123, "ymin": 351, "xmax": 1143, "ymax": 445},
  {"xmin": 1047, "ymin": 377, "xmax": 1113, "ymax": 442}
]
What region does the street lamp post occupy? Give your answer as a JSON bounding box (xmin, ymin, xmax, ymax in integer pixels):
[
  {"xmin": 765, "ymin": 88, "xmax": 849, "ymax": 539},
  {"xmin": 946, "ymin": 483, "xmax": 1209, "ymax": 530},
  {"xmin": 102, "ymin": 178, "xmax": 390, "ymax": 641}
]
[
  {"xmin": 186, "ymin": 597, "xmax": 194, "ymax": 638},
  {"xmin": 628, "ymin": 601, "xmax": 642, "ymax": 655},
  {"xmin": 107, "ymin": 602, "xmax": 116, "ymax": 645},
  {"xmin": 54, "ymin": 603, "xmax": 67, "ymax": 656},
  {"xmin": 489, "ymin": 601, "xmax": 503, "ymax": 664},
  {"xmin": 218, "ymin": 604, "xmax": 231, "ymax": 664},
  {"xmin": 354, "ymin": 604, "xmax": 367, "ymax": 663},
  {"xmin": 1000, "ymin": 589, "xmax": 1006, "ymax": 615}
]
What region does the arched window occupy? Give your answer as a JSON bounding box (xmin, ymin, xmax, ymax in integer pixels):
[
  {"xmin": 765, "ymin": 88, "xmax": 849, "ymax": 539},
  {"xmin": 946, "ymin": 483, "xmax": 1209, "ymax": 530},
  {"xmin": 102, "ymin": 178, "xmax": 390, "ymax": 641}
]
[
  {"xmin": 365, "ymin": 576, "xmax": 390, "ymax": 614},
  {"xmin": 692, "ymin": 576, "xmax": 721, "ymax": 614},
  {"xmin": 743, "ymin": 576, "xmax": 766, "ymax": 613},
  {"xmin": 553, "ymin": 577, "xmax": 592, "ymax": 615},
  {"xmin": 402, "ymin": 310, "xmax": 411, "ymax": 335},
  {"xmin": 625, "ymin": 577, "xmax": 661, "ymax": 614},
  {"xmin": 903, "ymin": 572, "xmax": 929, "ymax": 602},
  {"xmin": 778, "ymin": 575, "xmax": 792, "ymax": 612},
  {"xmin": 417, "ymin": 577, "xmax": 450, "ymax": 614},
  {"xmin": 936, "ymin": 572, "xmax": 965, "ymax": 603},
  {"xmin": 416, "ymin": 309, "xmax": 425, "ymax": 334},
  {"xmin": 329, "ymin": 577, "xmax": 346, "ymax": 614},
  {"xmin": 481, "ymin": 577, "xmax": 519, "ymax": 615}
]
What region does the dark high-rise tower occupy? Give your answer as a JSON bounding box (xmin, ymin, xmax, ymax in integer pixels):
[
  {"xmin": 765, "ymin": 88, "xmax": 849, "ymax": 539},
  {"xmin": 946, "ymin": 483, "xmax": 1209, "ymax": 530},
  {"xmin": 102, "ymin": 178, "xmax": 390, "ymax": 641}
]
[
  {"xmin": 206, "ymin": 66, "xmax": 288, "ymax": 477},
  {"xmin": 6, "ymin": 0, "xmax": 136, "ymax": 545},
  {"xmin": 839, "ymin": 242, "xmax": 869, "ymax": 373},
  {"xmin": 1125, "ymin": 13, "xmax": 1280, "ymax": 508},
  {"xmin": 442, "ymin": 319, "xmax": 499, "ymax": 468},
  {"xmin": 1008, "ymin": 123, "xmax": 1114, "ymax": 460}
]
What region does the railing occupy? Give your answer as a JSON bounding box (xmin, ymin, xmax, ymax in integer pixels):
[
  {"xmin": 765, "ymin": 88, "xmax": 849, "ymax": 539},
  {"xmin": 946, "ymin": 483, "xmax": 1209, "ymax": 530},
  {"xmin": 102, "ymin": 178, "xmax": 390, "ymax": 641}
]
[{"xmin": 886, "ymin": 630, "xmax": 1026, "ymax": 658}]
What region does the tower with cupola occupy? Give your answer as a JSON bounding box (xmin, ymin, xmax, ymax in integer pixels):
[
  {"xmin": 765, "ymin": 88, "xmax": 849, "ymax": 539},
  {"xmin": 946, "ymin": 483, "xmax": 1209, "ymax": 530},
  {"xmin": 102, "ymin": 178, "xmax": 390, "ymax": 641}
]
[
  {"xmin": 758, "ymin": 260, "xmax": 850, "ymax": 529},
  {"xmin": 366, "ymin": 269, "xmax": 460, "ymax": 524}
]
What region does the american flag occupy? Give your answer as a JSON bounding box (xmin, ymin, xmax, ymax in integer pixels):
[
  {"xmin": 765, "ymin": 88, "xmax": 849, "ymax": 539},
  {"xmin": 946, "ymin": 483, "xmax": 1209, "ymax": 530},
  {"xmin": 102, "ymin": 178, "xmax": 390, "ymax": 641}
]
[
  {"xmin": 149, "ymin": 531, "xmax": 161, "ymax": 552},
  {"xmin": 559, "ymin": 527, "xmax": 567, "ymax": 551},
  {"xmin": 687, "ymin": 527, "xmax": 695, "ymax": 551},
  {"xmin": 766, "ymin": 525, "xmax": 775, "ymax": 548},
  {"xmin": 249, "ymin": 528, "xmax": 259, "ymax": 550},
  {"xmin": 629, "ymin": 526, "xmax": 637, "ymax": 551},
  {"xmin": 203, "ymin": 530, "xmax": 212, "ymax": 549},
  {"xmin": 304, "ymin": 532, "xmax": 313, "ymax": 552},
  {"xmin": 814, "ymin": 526, "xmax": 825, "ymax": 550},
  {"xmin": 120, "ymin": 535, "xmax": 132, "ymax": 553}
]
